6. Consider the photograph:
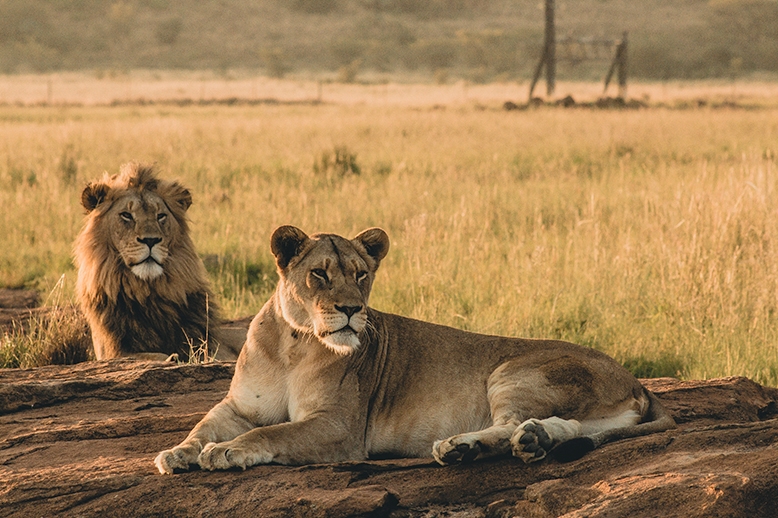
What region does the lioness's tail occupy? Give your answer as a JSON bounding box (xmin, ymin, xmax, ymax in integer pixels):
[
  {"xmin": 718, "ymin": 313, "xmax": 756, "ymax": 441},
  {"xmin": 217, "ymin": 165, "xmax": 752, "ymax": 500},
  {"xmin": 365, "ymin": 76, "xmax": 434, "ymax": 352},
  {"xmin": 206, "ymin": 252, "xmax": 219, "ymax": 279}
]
[{"xmin": 551, "ymin": 389, "xmax": 676, "ymax": 462}]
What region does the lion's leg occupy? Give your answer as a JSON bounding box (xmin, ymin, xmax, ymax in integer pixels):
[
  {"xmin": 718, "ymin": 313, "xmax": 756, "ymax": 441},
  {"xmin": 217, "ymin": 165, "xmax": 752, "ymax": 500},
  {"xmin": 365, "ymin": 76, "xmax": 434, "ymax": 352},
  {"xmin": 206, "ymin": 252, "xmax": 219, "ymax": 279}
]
[{"xmin": 154, "ymin": 400, "xmax": 254, "ymax": 474}]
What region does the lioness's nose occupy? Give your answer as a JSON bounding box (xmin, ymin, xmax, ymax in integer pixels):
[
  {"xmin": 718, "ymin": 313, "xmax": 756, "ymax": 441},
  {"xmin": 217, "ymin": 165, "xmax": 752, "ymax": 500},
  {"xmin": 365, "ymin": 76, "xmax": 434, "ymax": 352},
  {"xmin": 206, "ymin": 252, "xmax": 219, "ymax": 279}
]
[
  {"xmin": 335, "ymin": 305, "xmax": 362, "ymax": 318},
  {"xmin": 138, "ymin": 237, "xmax": 162, "ymax": 248}
]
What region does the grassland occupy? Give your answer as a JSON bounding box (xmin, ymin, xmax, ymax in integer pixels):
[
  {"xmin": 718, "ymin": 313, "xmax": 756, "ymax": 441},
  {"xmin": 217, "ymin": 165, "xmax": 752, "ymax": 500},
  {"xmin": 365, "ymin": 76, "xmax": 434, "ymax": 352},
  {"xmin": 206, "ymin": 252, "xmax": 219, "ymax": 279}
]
[{"xmin": 1, "ymin": 82, "xmax": 778, "ymax": 385}]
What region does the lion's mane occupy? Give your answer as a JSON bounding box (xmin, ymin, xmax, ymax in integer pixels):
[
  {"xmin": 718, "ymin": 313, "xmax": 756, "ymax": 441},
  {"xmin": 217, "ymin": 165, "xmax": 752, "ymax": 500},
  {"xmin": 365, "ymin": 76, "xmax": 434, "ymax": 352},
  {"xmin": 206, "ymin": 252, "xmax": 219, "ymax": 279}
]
[{"xmin": 74, "ymin": 163, "xmax": 222, "ymax": 360}]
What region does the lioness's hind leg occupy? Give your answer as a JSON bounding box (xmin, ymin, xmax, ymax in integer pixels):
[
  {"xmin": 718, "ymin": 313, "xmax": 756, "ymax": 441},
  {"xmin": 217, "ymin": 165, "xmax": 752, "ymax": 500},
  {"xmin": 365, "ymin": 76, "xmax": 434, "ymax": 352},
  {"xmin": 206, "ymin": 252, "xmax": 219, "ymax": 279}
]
[
  {"xmin": 433, "ymin": 423, "xmax": 517, "ymax": 466},
  {"xmin": 511, "ymin": 417, "xmax": 582, "ymax": 463}
]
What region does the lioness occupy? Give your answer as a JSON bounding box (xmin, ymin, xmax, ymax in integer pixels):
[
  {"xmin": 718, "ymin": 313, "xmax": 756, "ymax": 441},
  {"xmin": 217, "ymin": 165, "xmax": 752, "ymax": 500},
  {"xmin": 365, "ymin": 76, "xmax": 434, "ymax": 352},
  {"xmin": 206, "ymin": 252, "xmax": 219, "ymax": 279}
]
[{"xmin": 155, "ymin": 226, "xmax": 674, "ymax": 473}]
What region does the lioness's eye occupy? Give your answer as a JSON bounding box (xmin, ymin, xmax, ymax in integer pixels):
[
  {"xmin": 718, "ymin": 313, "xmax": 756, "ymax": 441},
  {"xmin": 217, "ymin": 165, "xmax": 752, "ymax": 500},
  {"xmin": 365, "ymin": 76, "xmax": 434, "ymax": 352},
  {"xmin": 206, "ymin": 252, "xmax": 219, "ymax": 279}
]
[
  {"xmin": 356, "ymin": 271, "xmax": 368, "ymax": 283},
  {"xmin": 119, "ymin": 212, "xmax": 133, "ymax": 222},
  {"xmin": 157, "ymin": 213, "xmax": 167, "ymax": 222},
  {"xmin": 311, "ymin": 268, "xmax": 328, "ymax": 282}
]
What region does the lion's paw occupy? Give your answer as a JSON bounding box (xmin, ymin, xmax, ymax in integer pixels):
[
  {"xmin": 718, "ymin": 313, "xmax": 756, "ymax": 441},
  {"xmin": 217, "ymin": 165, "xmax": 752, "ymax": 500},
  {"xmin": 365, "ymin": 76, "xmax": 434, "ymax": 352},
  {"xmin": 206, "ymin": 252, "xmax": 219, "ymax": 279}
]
[
  {"xmin": 155, "ymin": 448, "xmax": 196, "ymax": 475},
  {"xmin": 432, "ymin": 435, "xmax": 482, "ymax": 465},
  {"xmin": 511, "ymin": 419, "xmax": 554, "ymax": 463}
]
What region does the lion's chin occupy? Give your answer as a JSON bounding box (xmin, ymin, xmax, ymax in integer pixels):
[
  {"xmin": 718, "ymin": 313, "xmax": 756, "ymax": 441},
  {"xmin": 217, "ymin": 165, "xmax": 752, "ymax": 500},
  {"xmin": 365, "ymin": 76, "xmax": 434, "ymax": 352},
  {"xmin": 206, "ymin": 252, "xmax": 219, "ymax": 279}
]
[
  {"xmin": 320, "ymin": 330, "xmax": 360, "ymax": 355},
  {"xmin": 131, "ymin": 261, "xmax": 164, "ymax": 280}
]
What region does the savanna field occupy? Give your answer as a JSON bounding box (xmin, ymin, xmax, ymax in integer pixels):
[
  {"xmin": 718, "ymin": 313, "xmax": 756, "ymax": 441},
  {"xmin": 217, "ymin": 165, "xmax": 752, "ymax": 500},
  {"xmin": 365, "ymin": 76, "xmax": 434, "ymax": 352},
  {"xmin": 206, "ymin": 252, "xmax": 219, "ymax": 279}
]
[{"xmin": 1, "ymin": 85, "xmax": 778, "ymax": 385}]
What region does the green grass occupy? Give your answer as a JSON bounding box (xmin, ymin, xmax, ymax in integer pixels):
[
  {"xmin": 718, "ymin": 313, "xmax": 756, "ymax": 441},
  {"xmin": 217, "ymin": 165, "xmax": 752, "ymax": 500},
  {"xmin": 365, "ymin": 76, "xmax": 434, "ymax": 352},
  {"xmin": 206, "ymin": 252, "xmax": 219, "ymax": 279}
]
[{"xmin": 1, "ymin": 101, "xmax": 778, "ymax": 385}]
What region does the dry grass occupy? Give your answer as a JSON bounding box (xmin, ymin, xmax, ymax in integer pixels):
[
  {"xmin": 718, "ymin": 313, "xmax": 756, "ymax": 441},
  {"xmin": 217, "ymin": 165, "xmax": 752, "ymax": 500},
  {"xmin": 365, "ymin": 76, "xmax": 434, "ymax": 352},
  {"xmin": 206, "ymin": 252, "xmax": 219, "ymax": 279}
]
[
  {"xmin": 1, "ymin": 86, "xmax": 777, "ymax": 384},
  {"xmin": 0, "ymin": 277, "xmax": 92, "ymax": 368},
  {"xmin": 3, "ymin": 72, "xmax": 778, "ymax": 107}
]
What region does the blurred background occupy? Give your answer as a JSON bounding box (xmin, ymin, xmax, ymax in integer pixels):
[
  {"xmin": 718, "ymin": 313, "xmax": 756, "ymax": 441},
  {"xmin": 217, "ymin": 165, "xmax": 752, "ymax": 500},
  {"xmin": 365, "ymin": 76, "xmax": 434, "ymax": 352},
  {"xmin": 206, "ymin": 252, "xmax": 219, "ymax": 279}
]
[{"xmin": 2, "ymin": 0, "xmax": 776, "ymax": 83}]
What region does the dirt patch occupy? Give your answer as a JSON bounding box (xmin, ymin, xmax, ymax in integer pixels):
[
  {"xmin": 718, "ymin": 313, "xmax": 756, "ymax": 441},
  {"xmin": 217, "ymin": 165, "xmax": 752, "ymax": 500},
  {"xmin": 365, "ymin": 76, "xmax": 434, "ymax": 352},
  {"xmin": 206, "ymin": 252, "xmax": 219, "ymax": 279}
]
[
  {"xmin": 1, "ymin": 360, "xmax": 777, "ymax": 517},
  {"xmin": 0, "ymin": 289, "xmax": 39, "ymax": 310},
  {"xmin": 0, "ymin": 289, "xmax": 44, "ymax": 334}
]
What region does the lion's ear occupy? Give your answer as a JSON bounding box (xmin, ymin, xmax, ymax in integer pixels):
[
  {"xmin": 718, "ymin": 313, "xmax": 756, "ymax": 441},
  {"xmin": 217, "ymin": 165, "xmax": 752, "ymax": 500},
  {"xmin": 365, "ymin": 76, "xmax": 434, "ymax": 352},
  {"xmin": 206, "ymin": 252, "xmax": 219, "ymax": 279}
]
[
  {"xmin": 271, "ymin": 226, "xmax": 309, "ymax": 270},
  {"xmin": 166, "ymin": 182, "xmax": 193, "ymax": 211},
  {"xmin": 354, "ymin": 228, "xmax": 390, "ymax": 266},
  {"xmin": 81, "ymin": 182, "xmax": 109, "ymax": 212}
]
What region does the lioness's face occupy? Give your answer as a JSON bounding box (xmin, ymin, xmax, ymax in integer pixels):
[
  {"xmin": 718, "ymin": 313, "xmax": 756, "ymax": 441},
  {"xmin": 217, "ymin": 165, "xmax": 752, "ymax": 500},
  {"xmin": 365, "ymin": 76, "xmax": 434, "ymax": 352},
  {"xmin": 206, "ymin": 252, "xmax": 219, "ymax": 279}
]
[{"xmin": 271, "ymin": 226, "xmax": 389, "ymax": 355}]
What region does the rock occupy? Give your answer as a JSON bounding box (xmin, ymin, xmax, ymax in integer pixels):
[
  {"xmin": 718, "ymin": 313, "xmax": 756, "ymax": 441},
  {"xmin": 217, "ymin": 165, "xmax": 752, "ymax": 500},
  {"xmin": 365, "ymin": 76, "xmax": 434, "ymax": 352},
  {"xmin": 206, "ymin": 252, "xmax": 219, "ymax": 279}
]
[{"xmin": 1, "ymin": 362, "xmax": 777, "ymax": 517}]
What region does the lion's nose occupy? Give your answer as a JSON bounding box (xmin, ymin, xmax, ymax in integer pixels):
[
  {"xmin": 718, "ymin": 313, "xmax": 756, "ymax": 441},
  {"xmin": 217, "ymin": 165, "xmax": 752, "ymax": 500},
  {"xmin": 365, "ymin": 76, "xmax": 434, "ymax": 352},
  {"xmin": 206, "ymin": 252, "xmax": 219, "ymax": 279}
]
[
  {"xmin": 335, "ymin": 305, "xmax": 362, "ymax": 318},
  {"xmin": 138, "ymin": 237, "xmax": 162, "ymax": 248}
]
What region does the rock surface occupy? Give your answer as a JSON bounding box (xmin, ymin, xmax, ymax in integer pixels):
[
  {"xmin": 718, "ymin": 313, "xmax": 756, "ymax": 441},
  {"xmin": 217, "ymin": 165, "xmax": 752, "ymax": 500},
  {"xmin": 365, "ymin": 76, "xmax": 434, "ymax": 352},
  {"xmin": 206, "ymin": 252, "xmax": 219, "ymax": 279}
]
[{"xmin": 1, "ymin": 360, "xmax": 777, "ymax": 517}]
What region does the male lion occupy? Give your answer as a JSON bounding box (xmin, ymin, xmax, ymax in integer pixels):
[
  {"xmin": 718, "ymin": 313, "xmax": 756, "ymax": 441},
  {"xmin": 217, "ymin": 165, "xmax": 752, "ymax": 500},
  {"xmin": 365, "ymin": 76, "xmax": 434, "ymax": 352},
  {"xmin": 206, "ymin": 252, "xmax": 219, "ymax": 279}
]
[
  {"xmin": 155, "ymin": 226, "xmax": 674, "ymax": 473},
  {"xmin": 75, "ymin": 163, "xmax": 240, "ymax": 362}
]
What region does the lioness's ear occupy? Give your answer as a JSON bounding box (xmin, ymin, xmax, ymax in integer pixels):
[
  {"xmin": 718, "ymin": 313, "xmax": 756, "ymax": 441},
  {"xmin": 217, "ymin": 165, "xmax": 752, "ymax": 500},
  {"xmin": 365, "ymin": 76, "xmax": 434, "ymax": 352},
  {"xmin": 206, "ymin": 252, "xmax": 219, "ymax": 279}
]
[
  {"xmin": 163, "ymin": 181, "xmax": 193, "ymax": 211},
  {"xmin": 81, "ymin": 182, "xmax": 109, "ymax": 212},
  {"xmin": 354, "ymin": 228, "xmax": 390, "ymax": 266},
  {"xmin": 271, "ymin": 225, "xmax": 309, "ymax": 270}
]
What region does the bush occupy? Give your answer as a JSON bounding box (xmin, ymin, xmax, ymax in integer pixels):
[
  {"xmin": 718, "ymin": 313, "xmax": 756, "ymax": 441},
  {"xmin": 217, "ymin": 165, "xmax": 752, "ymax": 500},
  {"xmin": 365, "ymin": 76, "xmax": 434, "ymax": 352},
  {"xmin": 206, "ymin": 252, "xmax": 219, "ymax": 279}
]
[{"xmin": 314, "ymin": 146, "xmax": 361, "ymax": 177}]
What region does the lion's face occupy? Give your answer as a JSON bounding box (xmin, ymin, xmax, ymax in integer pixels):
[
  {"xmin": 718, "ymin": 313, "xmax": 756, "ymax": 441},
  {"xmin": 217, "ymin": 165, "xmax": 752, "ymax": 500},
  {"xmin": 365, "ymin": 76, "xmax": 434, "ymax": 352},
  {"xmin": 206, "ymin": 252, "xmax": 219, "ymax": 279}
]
[
  {"xmin": 105, "ymin": 190, "xmax": 180, "ymax": 280},
  {"xmin": 78, "ymin": 163, "xmax": 193, "ymax": 283},
  {"xmin": 270, "ymin": 226, "xmax": 389, "ymax": 355}
]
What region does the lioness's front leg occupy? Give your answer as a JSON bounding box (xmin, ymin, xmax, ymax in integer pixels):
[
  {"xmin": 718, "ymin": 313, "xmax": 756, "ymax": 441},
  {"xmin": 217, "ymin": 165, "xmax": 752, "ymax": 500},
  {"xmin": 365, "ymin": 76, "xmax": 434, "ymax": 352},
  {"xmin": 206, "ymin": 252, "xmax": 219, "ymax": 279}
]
[
  {"xmin": 155, "ymin": 401, "xmax": 254, "ymax": 474},
  {"xmin": 197, "ymin": 416, "xmax": 361, "ymax": 470}
]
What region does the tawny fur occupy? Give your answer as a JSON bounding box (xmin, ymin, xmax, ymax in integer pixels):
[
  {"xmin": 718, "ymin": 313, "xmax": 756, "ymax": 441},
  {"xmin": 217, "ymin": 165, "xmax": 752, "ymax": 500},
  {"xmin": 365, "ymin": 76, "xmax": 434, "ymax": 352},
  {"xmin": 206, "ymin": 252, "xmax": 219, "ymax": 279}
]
[
  {"xmin": 155, "ymin": 226, "xmax": 674, "ymax": 474},
  {"xmin": 74, "ymin": 163, "xmax": 234, "ymax": 361}
]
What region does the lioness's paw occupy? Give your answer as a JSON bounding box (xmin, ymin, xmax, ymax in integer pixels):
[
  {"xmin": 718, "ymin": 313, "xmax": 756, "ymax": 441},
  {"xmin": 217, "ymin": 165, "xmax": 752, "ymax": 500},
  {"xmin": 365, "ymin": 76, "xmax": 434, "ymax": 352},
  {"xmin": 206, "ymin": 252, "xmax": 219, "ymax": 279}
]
[
  {"xmin": 198, "ymin": 442, "xmax": 243, "ymax": 471},
  {"xmin": 198, "ymin": 441, "xmax": 270, "ymax": 471},
  {"xmin": 155, "ymin": 448, "xmax": 194, "ymax": 475},
  {"xmin": 511, "ymin": 420, "xmax": 554, "ymax": 463},
  {"xmin": 432, "ymin": 436, "xmax": 482, "ymax": 465}
]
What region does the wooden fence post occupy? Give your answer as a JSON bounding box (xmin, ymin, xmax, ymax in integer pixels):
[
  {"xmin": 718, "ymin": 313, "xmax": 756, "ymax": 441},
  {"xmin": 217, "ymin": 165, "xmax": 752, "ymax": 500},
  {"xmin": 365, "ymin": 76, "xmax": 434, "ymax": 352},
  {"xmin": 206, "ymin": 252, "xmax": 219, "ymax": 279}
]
[
  {"xmin": 618, "ymin": 31, "xmax": 628, "ymax": 99},
  {"xmin": 545, "ymin": 0, "xmax": 555, "ymax": 96},
  {"xmin": 529, "ymin": 0, "xmax": 555, "ymax": 100},
  {"xmin": 604, "ymin": 31, "xmax": 628, "ymax": 98}
]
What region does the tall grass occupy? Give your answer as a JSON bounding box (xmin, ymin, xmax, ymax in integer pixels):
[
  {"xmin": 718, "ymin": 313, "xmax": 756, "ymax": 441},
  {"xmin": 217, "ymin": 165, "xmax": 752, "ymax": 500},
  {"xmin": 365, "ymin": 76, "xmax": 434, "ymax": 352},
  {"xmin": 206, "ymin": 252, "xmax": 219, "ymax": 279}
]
[
  {"xmin": 0, "ymin": 276, "xmax": 92, "ymax": 368},
  {"xmin": 1, "ymin": 102, "xmax": 777, "ymax": 384}
]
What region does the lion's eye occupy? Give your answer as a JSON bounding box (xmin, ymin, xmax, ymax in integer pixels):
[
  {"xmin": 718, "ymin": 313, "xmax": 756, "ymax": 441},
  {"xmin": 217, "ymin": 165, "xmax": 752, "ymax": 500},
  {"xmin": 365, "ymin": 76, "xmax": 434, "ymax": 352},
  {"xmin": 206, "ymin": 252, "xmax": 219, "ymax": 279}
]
[
  {"xmin": 119, "ymin": 212, "xmax": 133, "ymax": 222},
  {"xmin": 157, "ymin": 213, "xmax": 167, "ymax": 223},
  {"xmin": 356, "ymin": 271, "xmax": 368, "ymax": 283},
  {"xmin": 311, "ymin": 269, "xmax": 328, "ymax": 282}
]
